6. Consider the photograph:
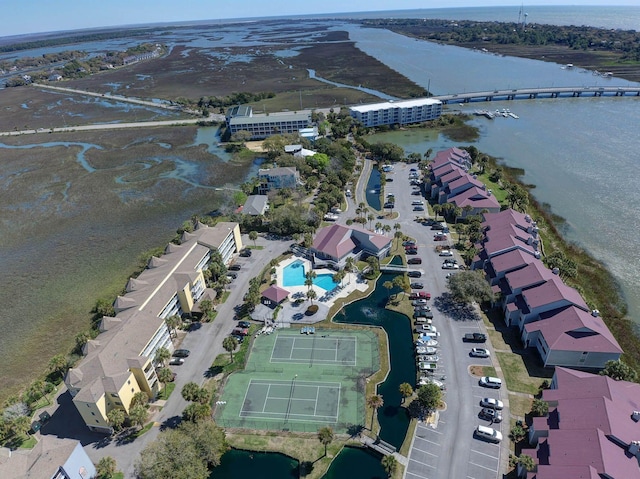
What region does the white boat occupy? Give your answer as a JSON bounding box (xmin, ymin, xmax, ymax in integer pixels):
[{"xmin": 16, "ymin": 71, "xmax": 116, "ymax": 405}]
[
  {"xmin": 416, "ymin": 338, "xmax": 438, "ymax": 347},
  {"xmin": 508, "ymin": 112, "xmax": 519, "ymax": 119},
  {"xmin": 415, "ymin": 346, "xmax": 437, "ymax": 355}
]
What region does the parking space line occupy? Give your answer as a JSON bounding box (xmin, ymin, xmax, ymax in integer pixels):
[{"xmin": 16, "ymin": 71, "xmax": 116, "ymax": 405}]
[
  {"xmin": 412, "ymin": 446, "xmax": 438, "ymax": 457},
  {"xmin": 406, "ymin": 471, "xmax": 430, "ymax": 479},
  {"xmin": 409, "ymin": 458, "xmax": 437, "ymax": 469},
  {"xmin": 415, "ymin": 437, "xmax": 440, "ymax": 446},
  {"xmin": 469, "ymin": 461, "xmax": 498, "ymax": 473},
  {"xmin": 471, "ymin": 448, "xmax": 499, "ymax": 460},
  {"xmin": 426, "ymin": 428, "xmax": 443, "ymax": 435}
]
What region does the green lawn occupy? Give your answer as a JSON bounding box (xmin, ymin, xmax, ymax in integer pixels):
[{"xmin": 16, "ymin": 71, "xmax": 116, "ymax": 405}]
[
  {"xmin": 495, "ymin": 352, "xmax": 545, "ymax": 396},
  {"xmin": 158, "ymin": 382, "xmax": 175, "ymax": 400}
]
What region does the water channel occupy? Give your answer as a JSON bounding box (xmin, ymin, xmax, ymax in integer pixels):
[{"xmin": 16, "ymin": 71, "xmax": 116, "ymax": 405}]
[{"xmin": 365, "ymin": 166, "xmax": 382, "ymax": 212}]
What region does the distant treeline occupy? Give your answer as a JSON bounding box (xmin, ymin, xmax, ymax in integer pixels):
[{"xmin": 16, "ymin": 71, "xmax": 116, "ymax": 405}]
[
  {"xmin": 363, "ymin": 19, "xmax": 640, "ymax": 61},
  {"xmin": 0, "ymin": 29, "xmax": 155, "ymax": 53},
  {"xmin": 198, "ymin": 92, "xmax": 276, "ymax": 109}
]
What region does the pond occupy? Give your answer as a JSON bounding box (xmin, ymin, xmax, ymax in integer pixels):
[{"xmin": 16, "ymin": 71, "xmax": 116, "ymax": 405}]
[{"xmin": 365, "ymin": 166, "xmax": 382, "ymax": 211}]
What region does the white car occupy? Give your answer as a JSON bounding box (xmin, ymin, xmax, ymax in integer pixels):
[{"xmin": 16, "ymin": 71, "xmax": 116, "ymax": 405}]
[
  {"xmin": 475, "ymin": 425, "xmax": 502, "ymax": 443},
  {"xmin": 442, "ymin": 262, "xmax": 460, "ymax": 270},
  {"xmin": 480, "ymin": 398, "xmax": 504, "ymax": 410},
  {"xmin": 412, "ymin": 299, "xmax": 428, "ymax": 306},
  {"xmin": 439, "ymin": 250, "xmax": 453, "ymax": 257},
  {"xmin": 470, "ymin": 348, "xmax": 490, "ymax": 358},
  {"xmin": 479, "ymin": 376, "xmax": 502, "ymax": 389}
]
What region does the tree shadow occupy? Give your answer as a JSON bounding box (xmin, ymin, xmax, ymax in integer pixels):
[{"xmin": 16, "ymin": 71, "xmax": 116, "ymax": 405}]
[
  {"xmin": 205, "ymin": 365, "xmax": 224, "ymax": 378},
  {"xmin": 434, "ymin": 293, "xmax": 481, "ymax": 322},
  {"xmin": 346, "ymin": 423, "xmax": 364, "ymax": 438},
  {"xmin": 159, "ymin": 415, "xmax": 182, "ymax": 431}
]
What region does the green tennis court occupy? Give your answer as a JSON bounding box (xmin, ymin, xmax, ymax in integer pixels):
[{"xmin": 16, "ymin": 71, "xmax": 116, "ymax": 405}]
[
  {"xmin": 270, "ymin": 335, "xmax": 357, "ymax": 365},
  {"xmin": 240, "ymin": 379, "xmax": 340, "ymax": 423},
  {"xmin": 214, "ymin": 328, "xmax": 380, "ymax": 433}
]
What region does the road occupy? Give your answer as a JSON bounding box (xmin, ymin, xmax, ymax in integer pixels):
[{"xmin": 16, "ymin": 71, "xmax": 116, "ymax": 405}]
[{"xmin": 0, "ymin": 84, "xmax": 226, "ymax": 137}]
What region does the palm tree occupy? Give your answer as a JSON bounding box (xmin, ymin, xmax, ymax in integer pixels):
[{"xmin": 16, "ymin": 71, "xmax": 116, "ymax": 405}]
[
  {"xmin": 165, "ymin": 314, "xmax": 181, "ymax": 339},
  {"xmin": 394, "ymin": 230, "xmax": 403, "ymax": 248},
  {"xmin": 129, "ymin": 391, "xmax": 149, "ymax": 410},
  {"xmin": 129, "ymin": 405, "xmax": 148, "ymax": 430},
  {"xmin": 381, "ymin": 455, "xmax": 398, "ymax": 478},
  {"xmin": 223, "ymin": 336, "xmax": 238, "ymax": 362},
  {"xmin": 107, "ymin": 409, "xmax": 125, "ymax": 432},
  {"xmin": 393, "ymin": 222, "xmax": 401, "ymax": 233},
  {"xmin": 375, "ymin": 221, "xmax": 383, "ymax": 233},
  {"xmin": 154, "ymin": 347, "xmax": 170, "ymax": 367},
  {"xmin": 367, "ymin": 213, "xmax": 375, "ymax": 230},
  {"xmin": 399, "ymin": 383, "xmax": 414, "ymax": 404},
  {"xmin": 317, "ymin": 426, "xmax": 334, "ymax": 457},
  {"xmin": 199, "ymin": 298, "xmax": 214, "ymax": 321},
  {"xmin": 432, "ymin": 204, "xmax": 443, "ymax": 221},
  {"xmin": 382, "ymin": 224, "xmax": 392, "ymax": 236},
  {"xmin": 48, "ymin": 354, "xmax": 68, "ymax": 379},
  {"xmin": 306, "ymin": 289, "xmax": 317, "ymax": 305},
  {"xmin": 96, "ymin": 456, "xmax": 118, "ymax": 479},
  {"xmin": 156, "ymin": 367, "xmax": 174, "ymax": 395},
  {"xmin": 249, "ymin": 230, "xmax": 258, "ymax": 246},
  {"xmin": 305, "ymin": 270, "xmax": 317, "ymax": 291},
  {"xmin": 11, "ymin": 415, "xmax": 31, "ymax": 438},
  {"xmin": 182, "ymin": 382, "xmax": 202, "ymax": 402},
  {"xmin": 366, "ymin": 394, "xmax": 384, "ymax": 433},
  {"xmin": 345, "ymin": 257, "xmax": 356, "ymax": 274}
]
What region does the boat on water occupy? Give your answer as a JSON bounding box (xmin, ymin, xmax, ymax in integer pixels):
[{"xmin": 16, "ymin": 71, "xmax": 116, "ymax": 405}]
[{"xmin": 508, "ymin": 112, "xmax": 519, "ymax": 119}]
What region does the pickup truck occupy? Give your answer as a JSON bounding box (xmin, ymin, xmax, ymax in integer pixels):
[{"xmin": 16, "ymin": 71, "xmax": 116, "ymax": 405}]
[{"xmin": 463, "ymin": 332, "xmax": 487, "ymax": 342}]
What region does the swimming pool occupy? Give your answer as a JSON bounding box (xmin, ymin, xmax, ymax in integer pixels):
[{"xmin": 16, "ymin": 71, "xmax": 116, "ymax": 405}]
[{"xmin": 282, "ymin": 260, "xmax": 337, "ymax": 291}]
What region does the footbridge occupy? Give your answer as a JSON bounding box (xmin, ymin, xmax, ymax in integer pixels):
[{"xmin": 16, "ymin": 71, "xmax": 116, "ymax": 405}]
[
  {"xmin": 433, "ymin": 85, "xmax": 640, "ymax": 104},
  {"xmin": 380, "ymin": 264, "xmax": 411, "ymax": 273}
]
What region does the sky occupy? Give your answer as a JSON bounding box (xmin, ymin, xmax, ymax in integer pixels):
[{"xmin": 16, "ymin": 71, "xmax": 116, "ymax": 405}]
[{"xmin": 2, "ymin": 1, "xmax": 636, "ymax": 38}]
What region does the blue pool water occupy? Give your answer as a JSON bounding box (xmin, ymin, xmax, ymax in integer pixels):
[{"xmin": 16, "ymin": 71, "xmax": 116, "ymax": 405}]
[{"xmin": 282, "ymin": 260, "xmax": 337, "ymax": 291}]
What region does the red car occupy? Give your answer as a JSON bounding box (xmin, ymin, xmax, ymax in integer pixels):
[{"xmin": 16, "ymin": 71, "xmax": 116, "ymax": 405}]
[
  {"xmin": 434, "ymin": 234, "xmax": 448, "ymax": 241},
  {"xmin": 409, "ymin": 292, "xmax": 431, "ymax": 300}
]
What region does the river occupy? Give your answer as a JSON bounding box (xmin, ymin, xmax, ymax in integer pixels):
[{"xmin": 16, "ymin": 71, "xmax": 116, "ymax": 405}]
[{"xmin": 345, "ymin": 24, "xmax": 640, "ymax": 326}]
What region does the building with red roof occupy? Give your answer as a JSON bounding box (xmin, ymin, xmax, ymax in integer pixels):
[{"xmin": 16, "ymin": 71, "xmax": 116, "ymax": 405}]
[
  {"xmin": 310, "ymin": 224, "xmax": 392, "ymax": 269},
  {"xmin": 525, "ymin": 367, "xmax": 640, "ymax": 479}
]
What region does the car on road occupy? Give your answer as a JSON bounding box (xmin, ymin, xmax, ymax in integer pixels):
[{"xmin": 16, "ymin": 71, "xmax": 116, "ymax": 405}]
[
  {"xmin": 410, "ymin": 291, "xmax": 431, "ymax": 300},
  {"xmin": 407, "ymin": 271, "xmax": 422, "ymax": 278},
  {"xmin": 470, "ymin": 348, "xmax": 490, "ymax": 358},
  {"xmin": 413, "ymin": 206, "xmax": 425, "ymax": 211},
  {"xmin": 411, "ymin": 200, "xmax": 424, "ymax": 206},
  {"xmin": 172, "ymin": 349, "xmax": 191, "ymax": 358},
  {"xmin": 406, "ymin": 249, "xmax": 419, "ymax": 255},
  {"xmin": 232, "ymin": 327, "xmax": 249, "ymax": 336},
  {"xmin": 239, "ymin": 248, "xmax": 252, "ymax": 257},
  {"xmin": 230, "ymin": 334, "xmax": 244, "ymax": 343},
  {"xmin": 226, "ymin": 272, "xmax": 238, "ymax": 279},
  {"xmin": 407, "ymin": 257, "xmax": 422, "ymax": 264},
  {"xmin": 479, "ymin": 407, "xmax": 503, "ymax": 423},
  {"xmin": 410, "ymin": 282, "xmax": 424, "ymax": 289},
  {"xmin": 479, "ymin": 376, "xmax": 502, "ymax": 389},
  {"xmin": 228, "ymin": 264, "xmax": 241, "ymax": 271},
  {"xmin": 237, "ymin": 320, "xmax": 251, "ymax": 328},
  {"xmin": 434, "ymin": 234, "xmax": 448, "ymax": 241},
  {"xmin": 169, "ymin": 358, "xmax": 185, "ymax": 366},
  {"xmin": 475, "ymin": 425, "xmax": 502, "ymax": 443},
  {"xmin": 480, "ymin": 398, "xmax": 504, "ymax": 410},
  {"xmin": 463, "ymin": 333, "xmax": 487, "ymax": 342},
  {"xmin": 402, "ymin": 240, "xmax": 416, "ymax": 247},
  {"xmin": 439, "ymin": 250, "xmax": 453, "ymax": 257},
  {"xmin": 431, "ymin": 223, "xmax": 446, "ymax": 230},
  {"xmin": 412, "ymin": 299, "xmax": 428, "ymax": 306},
  {"xmin": 404, "ymin": 244, "xmax": 418, "ymax": 250},
  {"xmin": 411, "ymin": 190, "xmax": 422, "ymax": 195}
]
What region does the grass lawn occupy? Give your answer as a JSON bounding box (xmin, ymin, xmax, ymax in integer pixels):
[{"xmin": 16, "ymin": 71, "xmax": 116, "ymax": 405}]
[
  {"xmin": 18, "ymin": 436, "xmax": 37, "ymax": 449},
  {"xmin": 158, "ymin": 382, "xmax": 175, "ymax": 400},
  {"xmin": 508, "ymin": 393, "xmax": 533, "ymax": 419},
  {"xmin": 130, "ymin": 422, "xmax": 154, "ymax": 440},
  {"xmin": 495, "ymin": 352, "xmax": 545, "ymax": 396}
]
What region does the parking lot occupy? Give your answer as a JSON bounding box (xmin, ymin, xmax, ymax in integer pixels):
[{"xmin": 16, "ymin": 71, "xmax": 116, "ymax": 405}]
[{"xmin": 383, "ymin": 163, "xmax": 507, "ymax": 479}]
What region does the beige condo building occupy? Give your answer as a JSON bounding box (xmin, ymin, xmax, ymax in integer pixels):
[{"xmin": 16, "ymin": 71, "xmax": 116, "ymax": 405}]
[{"xmin": 65, "ymin": 222, "xmax": 242, "ymax": 433}]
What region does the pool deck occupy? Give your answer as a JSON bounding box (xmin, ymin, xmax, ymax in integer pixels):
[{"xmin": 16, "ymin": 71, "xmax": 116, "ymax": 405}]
[{"xmin": 264, "ymin": 256, "xmax": 369, "ymax": 326}]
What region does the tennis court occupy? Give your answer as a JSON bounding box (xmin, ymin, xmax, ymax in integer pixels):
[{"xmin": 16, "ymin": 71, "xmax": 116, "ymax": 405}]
[
  {"xmin": 215, "ymin": 328, "xmax": 380, "ymax": 433},
  {"xmin": 270, "ymin": 335, "xmax": 357, "ymax": 365},
  {"xmin": 240, "ymin": 379, "xmax": 340, "ymax": 423}
]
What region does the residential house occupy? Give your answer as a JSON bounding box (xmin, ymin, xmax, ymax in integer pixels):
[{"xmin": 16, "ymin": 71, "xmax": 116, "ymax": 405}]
[
  {"xmin": 66, "ymin": 223, "xmax": 242, "ymax": 433},
  {"xmin": 0, "ymin": 436, "xmax": 96, "ymax": 479},
  {"xmin": 449, "ymin": 186, "xmax": 500, "ymax": 217},
  {"xmin": 310, "ymin": 224, "xmax": 392, "ymax": 269},
  {"xmin": 242, "ymin": 195, "xmax": 269, "ymax": 216},
  {"xmin": 258, "ymin": 167, "xmax": 301, "ymax": 194},
  {"xmin": 349, "ymin": 98, "xmax": 442, "ymax": 127},
  {"xmin": 525, "ymin": 367, "xmax": 640, "ymax": 479},
  {"xmin": 261, "ymin": 285, "xmax": 290, "ymax": 308}
]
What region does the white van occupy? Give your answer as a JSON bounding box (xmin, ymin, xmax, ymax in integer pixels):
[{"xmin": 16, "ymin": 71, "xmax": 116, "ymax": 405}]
[
  {"xmin": 345, "ymin": 189, "xmax": 352, "ymax": 197},
  {"xmin": 412, "ymin": 200, "xmax": 424, "ymax": 206},
  {"xmin": 476, "ymin": 425, "xmax": 502, "ymax": 443}
]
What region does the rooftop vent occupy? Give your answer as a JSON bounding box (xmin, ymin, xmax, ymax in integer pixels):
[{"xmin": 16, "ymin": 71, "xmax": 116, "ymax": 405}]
[
  {"xmin": 591, "ymin": 309, "xmax": 600, "ymax": 317},
  {"xmin": 534, "ymin": 251, "xmax": 541, "ymax": 259},
  {"xmin": 525, "ymin": 214, "xmax": 531, "ymax": 223},
  {"xmin": 632, "ymin": 411, "xmax": 640, "ymax": 422},
  {"xmin": 552, "ymin": 268, "xmax": 560, "ymax": 275},
  {"xmin": 629, "ymin": 440, "xmax": 640, "ymax": 457}
]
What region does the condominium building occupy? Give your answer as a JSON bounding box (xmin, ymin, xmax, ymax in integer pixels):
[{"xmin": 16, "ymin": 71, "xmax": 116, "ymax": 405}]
[
  {"xmin": 226, "ymin": 105, "xmax": 312, "ymax": 140},
  {"xmin": 349, "ymin": 98, "xmax": 442, "ymax": 127},
  {"xmin": 65, "ymin": 222, "xmax": 242, "ymax": 433}
]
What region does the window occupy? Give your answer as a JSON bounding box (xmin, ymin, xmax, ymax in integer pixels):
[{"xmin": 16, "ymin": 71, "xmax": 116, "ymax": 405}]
[{"xmin": 131, "ymin": 388, "xmax": 135, "ymax": 393}]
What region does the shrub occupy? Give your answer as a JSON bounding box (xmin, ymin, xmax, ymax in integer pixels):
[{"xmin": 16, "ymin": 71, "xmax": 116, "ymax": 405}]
[{"xmin": 305, "ymin": 305, "xmax": 319, "ymax": 315}]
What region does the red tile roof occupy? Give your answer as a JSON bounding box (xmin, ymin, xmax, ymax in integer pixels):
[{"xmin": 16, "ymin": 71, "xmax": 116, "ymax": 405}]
[{"xmin": 262, "ymin": 285, "xmax": 290, "ymax": 303}]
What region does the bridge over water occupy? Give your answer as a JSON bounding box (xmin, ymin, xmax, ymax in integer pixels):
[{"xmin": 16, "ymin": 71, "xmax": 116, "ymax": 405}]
[{"xmin": 433, "ymin": 85, "xmax": 640, "ymax": 104}]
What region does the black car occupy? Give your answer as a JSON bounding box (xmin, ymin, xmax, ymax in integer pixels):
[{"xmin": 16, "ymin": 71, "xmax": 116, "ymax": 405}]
[
  {"xmin": 406, "ymin": 249, "xmax": 419, "ymax": 255},
  {"xmin": 230, "ymin": 334, "xmax": 244, "ymax": 343},
  {"xmin": 227, "ymin": 272, "xmax": 238, "ymax": 279},
  {"xmin": 408, "ymin": 271, "xmax": 422, "ymax": 278},
  {"xmin": 238, "ymin": 320, "xmax": 251, "ymax": 328},
  {"xmin": 403, "ymin": 240, "xmax": 416, "ymax": 247},
  {"xmin": 407, "ymin": 257, "xmax": 422, "ymax": 264},
  {"xmin": 228, "ymin": 264, "xmax": 241, "ymax": 271},
  {"xmin": 173, "ymin": 349, "xmax": 190, "ymax": 358},
  {"xmin": 239, "ymin": 248, "xmax": 252, "ymax": 257},
  {"xmin": 411, "ymin": 282, "xmax": 424, "ymax": 289},
  {"xmin": 479, "ymin": 407, "xmax": 503, "ymax": 423}
]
